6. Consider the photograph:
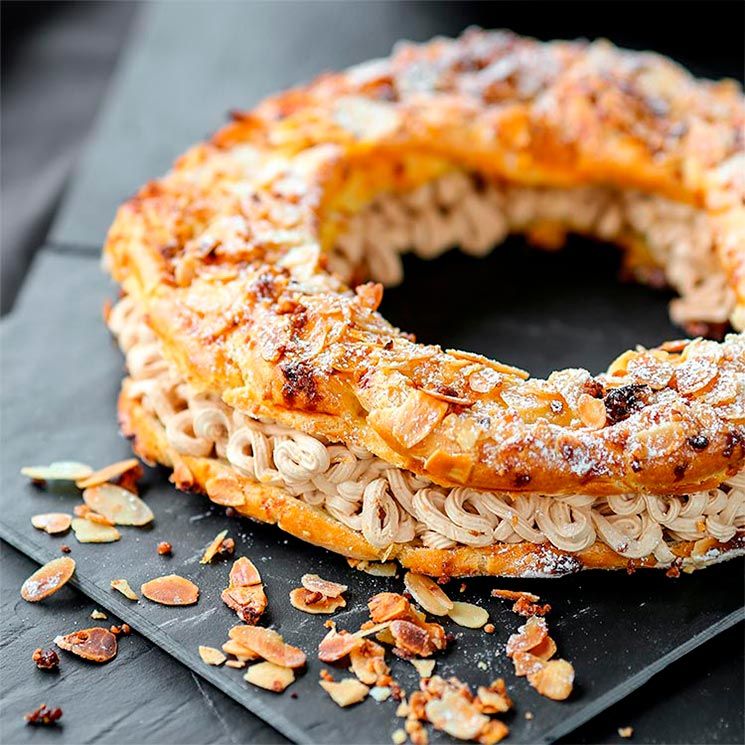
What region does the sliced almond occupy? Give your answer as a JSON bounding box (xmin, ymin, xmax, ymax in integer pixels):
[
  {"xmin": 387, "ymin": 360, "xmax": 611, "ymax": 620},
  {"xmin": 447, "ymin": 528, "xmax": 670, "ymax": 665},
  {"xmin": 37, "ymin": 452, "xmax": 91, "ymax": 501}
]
[
  {"xmin": 76, "ymin": 458, "xmax": 141, "ymax": 489},
  {"xmin": 390, "ymin": 620, "xmax": 435, "ymax": 657},
  {"xmin": 21, "ymin": 557, "xmax": 75, "ymax": 602},
  {"xmin": 491, "ymin": 589, "xmax": 540, "ymax": 603},
  {"xmin": 31, "ymin": 513, "xmax": 72, "ymax": 535},
  {"xmin": 244, "ymin": 661, "xmax": 295, "ymax": 692},
  {"xmin": 222, "ymin": 639, "xmax": 260, "ymax": 661},
  {"xmin": 577, "ymin": 393, "xmax": 607, "ymax": 429},
  {"xmin": 476, "ymin": 679, "xmax": 512, "ymax": 714},
  {"xmin": 506, "ymin": 616, "xmax": 547, "ymax": 656},
  {"xmin": 222, "ymin": 584, "xmax": 267, "ymax": 625},
  {"xmin": 404, "ymin": 572, "xmax": 454, "ymax": 616},
  {"xmin": 447, "ymin": 601, "xmax": 489, "ymax": 629},
  {"xmin": 199, "ymin": 645, "xmax": 226, "ymax": 666},
  {"xmin": 370, "ymin": 686, "xmax": 391, "ymax": 702},
  {"xmin": 425, "ymin": 690, "xmax": 489, "ymax": 741},
  {"xmin": 226, "ymin": 659, "xmax": 246, "ymax": 669},
  {"xmin": 229, "ymin": 626, "xmax": 306, "ymax": 668},
  {"xmin": 354, "ymin": 622, "xmax": 392, "ymax": 639},
  {"xmin": 83, "ymin": 484, "xmax": 153, "ymax": 526},
  {"xmin": 54, "ymin": 627, "xmax": 117, "ymax": 663},
  {"xmin": 512, "ymin": 651, "xmax": 547, "ymax": 677},
  {"xmin": 21, "ymin": 461, "xmax": 92, "ymax": 482},
  {"xmin": 349, "ymin": 639, "xmax": 389, "ymax": 685},
  {"xmin": 368, "ymin": 592, "xmax": 412, "ymax": 623},
  {"xmin": 141, "ymin": 574, "xmax": 199, "ymax": 606},
  {"xmin": 530, "ymin": 635, "xmax": 557, "ymax": 661},
  {"xmin": 318, "ymin": 628, "xmax": 363, "ymax": 662},
  {"xmin": 229, "ymin": 557, "xmax": 262, "ymax": 586},
  {"xmin": 71, "ymin": 517, "xmax": 121, "ymax": 543},
  {"xmin": 320, "ymin": 678, "xmax": 369, "ymax": 707},
  {"xmin": 290, "ymin": 588, "xmax": 346, "ymax": 614},
  {"xmin": 200, "ymin": 530, "xmax": 228, "ymax": 564},
  {"xmin": 74, "ymin": 504, "xmax": 115, "ymax": 526},
  {"xmin": 410, "ymin": 658, "xmax": 436, "ymax": 678},
  {"xmin": 110, "ymin": 578, "xmax": 138, "ymax": 600},
  {"xmin": 527, "ymin": 658, "xmax": 574, "ymax": 700},
  {"xmin": 301, "ymin": 573, "xmax": 347, "ymax": 598},
  {"xmin": 90, "ymin": 609, "xmax": 108, "ymax": 620},
  {"xmin": 348, "ymin": 559, "xmax": 397, "ymax": 577}
]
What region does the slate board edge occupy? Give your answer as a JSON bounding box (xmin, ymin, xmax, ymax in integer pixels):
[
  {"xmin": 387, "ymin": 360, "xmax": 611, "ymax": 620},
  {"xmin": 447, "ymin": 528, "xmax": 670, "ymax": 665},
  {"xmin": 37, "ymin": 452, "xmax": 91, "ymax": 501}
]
[
  {"xmin": 0, "ymin": 522, "xmax": 305, "ymax": 745},
  {"xmin": 4, "ymin": 518, "xmax": 744, "ymax": 745}
]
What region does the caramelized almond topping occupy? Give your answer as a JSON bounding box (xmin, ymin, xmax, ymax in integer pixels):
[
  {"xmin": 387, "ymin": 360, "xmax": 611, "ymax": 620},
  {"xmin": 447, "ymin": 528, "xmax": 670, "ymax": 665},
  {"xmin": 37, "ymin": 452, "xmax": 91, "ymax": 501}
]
[
  {"xmin": 200, "ymin": 530, "xmax": 229, "ymax": 564},
  {"xmin": 527, "ymin": 659, "xmax": 574, "ymax": 700},
  {"xmin": 318, "ymin": 629, "xmax": 363, "ymax": 662},
  {"xmin": 229, "ymin": 557, "xmax": 262, "ymax": 586},
  {"xmin": 110, "ymin": 578, "xmax": 138, "ymax": 600},
  {"xmin": 198, "ymin": 645, "xmax": 226, "ymax": 666},
  {"xmin": 369, "ymin": 592, "xmax": 412, "ymax": 623},
  {"xmin": 75, "ymin": 458, "xmax": 141, "ymax": 489},
  {"xmin": 221, "ymin": 585, "xmax": 267, "ymax": 625},
  {"xmin": 21, "ymin": 557, "xmax": 76, "ymax": 602}
]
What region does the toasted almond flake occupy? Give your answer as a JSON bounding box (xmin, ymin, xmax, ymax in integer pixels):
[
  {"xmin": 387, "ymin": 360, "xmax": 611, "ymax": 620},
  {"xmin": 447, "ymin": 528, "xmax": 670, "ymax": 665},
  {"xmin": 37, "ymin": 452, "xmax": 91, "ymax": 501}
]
[
  {"xmin": 370, "ymin": 686, "xmax": 391, "ymax": 702},
  {"xmin": 21, "ymin": 461, "xmax": 92, "ymax": 482},
  {"xmin": 375, "ymin": 626, "xmax": 396, "ymax": 645},
  {"xmin": 410, "ymin": 659, "xmax": 436, "ymax": 678},
  {"xmin": 447, "ymin": 601, "xmax": 489, "ymax": 629},
  {"xmin": 476, "ymin": 679, "xmax": 512, "ymax": 714},
  {"xmin": 226, "ymin": 659, "xmax": 246, "ymax": 669},
  {"xmin": 31, "ymin": 513, "xmax": 72, "ymax": 535},
  {"xmin": 577, "ymin": 393, "xmax": 607, "ymax": 429},
  {"xmin": 425, "ymin": 690, "xmax": 489, "ymax": 741},
  {"xmin": 200, "ymin": 530, "xmax": 228, "ymax": 564},
  {"xmin": 527, "ymin": 658, "xmax": 574, "ymax": 700},
  {"xmin": 83, "ymin": 484, "xmax": 153, "ymax": 526},
  {"xmin": 21, "ymin": 557, "xmax": 76, "ymax": 602},
  {"xmin": 404, "ymin": 572, "xmax": 454, "ymax": 616},
  {"xmin": 491, "ymin": 589, "xmax": 540, "ymax": 603},
  {"xmin": 392, "ymin": 728, "xmax": 407, "ymax": 745},
  {"xmin": 301, "ymin": 573, "xmax": 347, "ymax": 598},
  {"xmin": 319, "ymin": 629, "xmax": 363, "ymax": 662},
  {"xmin": 618, "ymin": 726, "xmax": 634, "ymax": 738},
  {"xmin": 110, "ymin": 578, "xmax": 138, "ymax": 600},
  {"xmin": 76, "ymin": 459, "xmax": 140, "ymax": 489},
  {"xmin": 244, "ymin": 661, "xmax": 295, "ymax": 692},
  {"xmin": 230, "ymin": 626, "xmax": 306, "ymax": 668},
  {"xmin": 350, "ymin": 639, "xmax": 389, "ymax": 685},
  {"xmin": 54, "ymin": 627, "xmax": 117, "ymax": 663},
  {"xmin": 199, "ymin": 645, "xmax": 226, "ymax": 666},
  {"xmin": 71, "ymin": 517, "xmax": 121, "ymax": 543},
  {"xmin": 530, "ymin": 635, "xmax": 557, "ymax": 661},
  {"xmin": 320, "ymin": 678, "xmax": 369, "ymax": 707},
  {"xmin": 204, "ymin": 475, "xmax": 245, "ymax": 506},
  {"xmin": 90, "ymin": 609, "xmax": 108, "ymax": 620},
  {"xmin": 353, "ymin": 621, "xmax": 391, "ymax": 639},
  {"xmin": 348, "ymin": 559, "xmax": 397, "ymax": 577},
  {"xmin": 512, "ymin": 651, "xmax": 546, "ymax": 677},
  {"xmin": 369, "ymin": 592, "xmax": 412, "ymax": 623},
  {"xmin": 222, "ymin": 639, "xmax": 261, "ymax": 661},
  {"xmin": 290, "ymin": 587, "xmax": 346, "ymax": 614},
  {"xmin": 229, "ymin": 556, "xmax": 262, "ymax": 586},
  {"xmin": 74, "ymin": 504, "xmax": 115, "ymax": 526},
  {"xmin": 222, "ymin": 584, "xmax": 267, "ymax": 625},
  {"xmin": 141, "ymin": 574, "xmax": 199, "ymax": 606},
  {"xmin": 506, "ymin": 616, "xmax": 548, "ymax": 656}
]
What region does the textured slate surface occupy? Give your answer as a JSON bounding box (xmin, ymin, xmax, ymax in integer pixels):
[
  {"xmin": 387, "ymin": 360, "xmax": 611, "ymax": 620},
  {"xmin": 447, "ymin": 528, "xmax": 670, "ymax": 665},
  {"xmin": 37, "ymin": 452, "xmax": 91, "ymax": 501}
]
[
  {"xmin": 49, "ymin": 1, "xmax": 745, "ymax": 250},
  {"xmin": 1, "ymin": 248, "xmax": 743, "ymax": 745}
]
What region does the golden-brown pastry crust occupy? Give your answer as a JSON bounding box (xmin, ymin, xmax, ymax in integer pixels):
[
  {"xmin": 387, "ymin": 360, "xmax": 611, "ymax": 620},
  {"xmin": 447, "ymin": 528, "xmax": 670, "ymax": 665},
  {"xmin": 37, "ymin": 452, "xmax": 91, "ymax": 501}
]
[
  {"xmin": 105, "ymin": 29, "xmax": 745, "ymax": 499},
  {"xmin": 118, "ymin": 379, "xmax": 744, "ymax": 577}
]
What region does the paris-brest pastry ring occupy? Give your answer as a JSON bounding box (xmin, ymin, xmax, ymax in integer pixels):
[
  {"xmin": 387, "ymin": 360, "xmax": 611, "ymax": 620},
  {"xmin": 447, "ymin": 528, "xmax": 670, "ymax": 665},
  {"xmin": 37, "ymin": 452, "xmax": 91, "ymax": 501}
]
[{"xmin": 105, "ymin": 30, "xmax": 745, "ymax": 577}]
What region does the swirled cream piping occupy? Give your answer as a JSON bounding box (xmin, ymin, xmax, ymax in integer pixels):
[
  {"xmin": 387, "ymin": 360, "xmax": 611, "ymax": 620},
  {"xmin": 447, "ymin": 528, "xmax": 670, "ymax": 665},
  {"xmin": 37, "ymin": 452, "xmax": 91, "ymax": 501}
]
[
  {"xmin": 108, "ymin": 295, "xmax": 745, "ymax": 564},
  {"xmin": 327, "ymin": 172, "xmax": 732, "ymax": 328}
]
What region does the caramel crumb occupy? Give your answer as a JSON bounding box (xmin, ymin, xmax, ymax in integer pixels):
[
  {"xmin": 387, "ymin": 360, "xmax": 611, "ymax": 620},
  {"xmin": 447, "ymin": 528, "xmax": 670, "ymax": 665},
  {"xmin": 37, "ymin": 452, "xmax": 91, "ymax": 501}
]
[
  {"xmin": 31, "ymin": 648, "xmax": 59, "ymax": 671},
  {"xmin": 25, "ymin": 704, "xmax": 62, "ymax": 726},
  {"xmin": 618, "ymin": 726, "xmax": 634, "ymax": 739},
  {"xmin": 60, "ymin": 545, "xmax": 71, "ymax": 554},
  {"xmin": 157, "ymin": 541, "xmax": 173, "ymax": 556},
  {"xmin": 320, "ymin": 668, "xmax": 334, "ymax": 682},
  {"xmin": 484, "ymin": 624, "xmax": 496, "ymax": 634}
]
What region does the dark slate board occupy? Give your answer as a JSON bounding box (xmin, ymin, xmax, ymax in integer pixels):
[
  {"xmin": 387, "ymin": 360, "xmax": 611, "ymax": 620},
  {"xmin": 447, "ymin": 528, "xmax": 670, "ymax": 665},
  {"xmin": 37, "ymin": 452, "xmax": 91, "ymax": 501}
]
[
  {"xmin": 49, "ymin": 0, "xmax": 745, "ymax": 250},
  {"xmin": 2, "ymin": 248, "xmax": 743, "ymax": 745}
]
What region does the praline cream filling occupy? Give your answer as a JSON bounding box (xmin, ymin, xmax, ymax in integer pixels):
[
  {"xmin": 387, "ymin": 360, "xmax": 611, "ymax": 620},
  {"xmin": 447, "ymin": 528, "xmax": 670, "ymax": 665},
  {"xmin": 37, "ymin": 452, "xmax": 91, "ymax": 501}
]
[
  {"xmin": 327, "ymin": 172, "xmax": 733, "ymax": 328},
  {"xmin": 109, "ymin": 297, "xmax": 745, "ymax": 564}
]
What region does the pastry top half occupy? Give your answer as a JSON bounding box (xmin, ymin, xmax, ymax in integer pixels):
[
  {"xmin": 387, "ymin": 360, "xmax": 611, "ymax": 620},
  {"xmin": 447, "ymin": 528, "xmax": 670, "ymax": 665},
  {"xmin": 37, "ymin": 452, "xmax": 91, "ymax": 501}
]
[{"xmin": 104, "ymin": 29, "xmax": 745, "ymax": 499}]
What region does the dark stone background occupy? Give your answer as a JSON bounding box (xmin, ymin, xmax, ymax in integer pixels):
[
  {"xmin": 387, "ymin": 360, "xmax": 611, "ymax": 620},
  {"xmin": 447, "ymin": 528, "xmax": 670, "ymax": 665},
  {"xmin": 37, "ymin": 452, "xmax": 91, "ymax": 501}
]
[{"xmin": 1, "ymin": 2, "xmax": 743, "ymax": 743}]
